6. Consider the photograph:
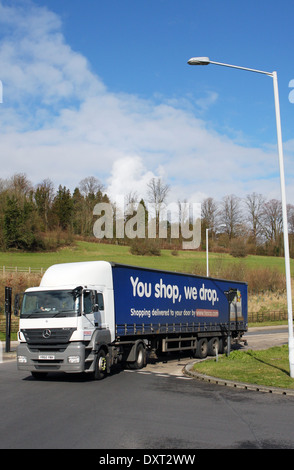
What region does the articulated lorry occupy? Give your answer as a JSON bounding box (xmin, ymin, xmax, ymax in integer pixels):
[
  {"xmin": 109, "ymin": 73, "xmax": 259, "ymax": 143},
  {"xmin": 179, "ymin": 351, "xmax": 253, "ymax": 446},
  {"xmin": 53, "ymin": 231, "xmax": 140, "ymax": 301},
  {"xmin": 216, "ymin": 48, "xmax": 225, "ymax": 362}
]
[{"xmin": 16, "ymin": 261, "xmax": 247, "ymax": 379}]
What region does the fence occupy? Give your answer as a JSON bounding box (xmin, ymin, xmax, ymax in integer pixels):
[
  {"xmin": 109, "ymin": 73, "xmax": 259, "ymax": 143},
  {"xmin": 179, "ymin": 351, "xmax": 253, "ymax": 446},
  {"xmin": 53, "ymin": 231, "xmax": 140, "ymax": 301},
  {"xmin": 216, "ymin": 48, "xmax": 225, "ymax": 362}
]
[
  {"xmin": 0, "ymin": 266, "xmax": 44, "ymax": 274},
  {"xmin": 0, "ymin": 315, "xmax": 19, "ymax": 336},
  {"xmin": 248, "ymin": 310, "xmax": 288, "ymax": 323}
]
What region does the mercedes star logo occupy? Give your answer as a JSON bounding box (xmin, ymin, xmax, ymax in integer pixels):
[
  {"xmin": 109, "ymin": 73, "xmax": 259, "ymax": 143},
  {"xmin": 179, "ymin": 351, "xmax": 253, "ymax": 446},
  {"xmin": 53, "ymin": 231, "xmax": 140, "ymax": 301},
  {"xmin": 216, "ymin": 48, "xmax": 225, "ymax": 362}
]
[{"xmin": 42, "ymin": 329, "xmax": 52, "ymax": 339}]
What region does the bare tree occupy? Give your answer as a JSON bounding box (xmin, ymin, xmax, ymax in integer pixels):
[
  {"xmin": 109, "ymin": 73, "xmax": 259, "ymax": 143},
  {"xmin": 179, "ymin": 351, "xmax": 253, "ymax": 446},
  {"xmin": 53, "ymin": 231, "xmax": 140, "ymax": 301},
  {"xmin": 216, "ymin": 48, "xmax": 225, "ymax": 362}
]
[
  {"xmin": 219, "ymin": 194, "xmax": 243, "ymax": 239},
  {"xmin": 288, "ymin": 204, "xmax": 294, "ymax": 257},
  {"xmin": 78, "ymin": 176, "xmax": 106, "ymax": 235},
  {"xmin": 35, "ymin": 178, "xmax": 55, "ymax": 230},
  {"xmin": 288, "ymin": 204, "xmax": 294, "ymax": 235},
  {"xmin": 147, "ymin": 177, "xmax": 170, "ymax": 236},
  {"xmin": 79, "ymin": 176, "xmax": 104, "ymax": 198},
  {"xmin": 201, "ymin": 197, "xmax": 218, "ymax": 233},
  {"xmin": 124, "ymin": 190, "xmax": 139, "ymax": 228},
  {"xmin": 261, "ymin": 199, "xmax": 283, "ymax": 243},
  {"xmin": 8, "ymin": 173, "xmax": 33, "ymax": 199},
  {"xmin": 125, "ymin": 190, "xmax": 138, "ymax": 213}
]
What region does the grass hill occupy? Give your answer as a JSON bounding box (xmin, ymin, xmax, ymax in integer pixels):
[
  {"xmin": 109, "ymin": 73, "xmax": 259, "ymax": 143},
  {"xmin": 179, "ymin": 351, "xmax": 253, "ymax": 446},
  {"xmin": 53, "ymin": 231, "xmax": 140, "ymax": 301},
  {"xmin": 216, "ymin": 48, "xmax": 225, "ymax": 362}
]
[{"xmin": 0, "ymin": 239, "xmax": 292, "ymax": 274}]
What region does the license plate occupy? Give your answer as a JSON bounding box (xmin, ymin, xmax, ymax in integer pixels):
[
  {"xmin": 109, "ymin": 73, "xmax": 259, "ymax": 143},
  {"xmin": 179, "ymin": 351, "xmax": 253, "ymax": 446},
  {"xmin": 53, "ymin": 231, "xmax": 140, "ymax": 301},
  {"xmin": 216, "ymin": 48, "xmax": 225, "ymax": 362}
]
[{"xmin": 38, "ymin": 354, "xmax": 55, "ymax": 360}]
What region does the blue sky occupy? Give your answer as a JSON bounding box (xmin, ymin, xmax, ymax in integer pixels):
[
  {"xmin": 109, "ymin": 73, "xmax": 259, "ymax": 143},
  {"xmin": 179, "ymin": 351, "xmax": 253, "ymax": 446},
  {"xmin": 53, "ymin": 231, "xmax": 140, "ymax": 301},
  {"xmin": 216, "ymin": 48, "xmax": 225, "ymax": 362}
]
[{"xmin": 0, "ymin": 0, "xmax": 294, "ymax": 205}]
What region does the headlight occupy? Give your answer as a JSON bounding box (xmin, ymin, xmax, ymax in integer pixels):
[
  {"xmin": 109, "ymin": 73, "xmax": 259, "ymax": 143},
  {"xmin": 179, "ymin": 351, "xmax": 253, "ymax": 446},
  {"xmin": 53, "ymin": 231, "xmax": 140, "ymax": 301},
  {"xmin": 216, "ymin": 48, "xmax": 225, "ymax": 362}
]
[
  {"xmin": 67, "ymin": 356, "xmax": 80, "ymax": 364},
  {"xmin": 17, "ymin": 356, "xmax": 27, "ymax": 363}
]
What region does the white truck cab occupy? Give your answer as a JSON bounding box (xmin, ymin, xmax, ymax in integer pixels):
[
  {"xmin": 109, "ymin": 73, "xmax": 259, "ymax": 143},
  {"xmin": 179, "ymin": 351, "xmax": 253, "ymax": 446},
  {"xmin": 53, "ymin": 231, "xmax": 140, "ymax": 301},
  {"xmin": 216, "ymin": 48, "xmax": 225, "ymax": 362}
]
[{"xmin": 17, "ymin": 261, "xmax": 117, "ymax": 379}]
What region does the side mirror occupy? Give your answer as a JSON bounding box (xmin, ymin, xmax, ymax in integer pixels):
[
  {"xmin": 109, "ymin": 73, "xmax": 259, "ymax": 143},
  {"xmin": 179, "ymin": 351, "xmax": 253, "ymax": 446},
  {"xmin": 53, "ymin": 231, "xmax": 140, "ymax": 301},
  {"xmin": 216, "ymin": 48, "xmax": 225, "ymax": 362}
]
[{"xmin": 14, "ymin": 293, "xmax": 20, "ymax": 317}]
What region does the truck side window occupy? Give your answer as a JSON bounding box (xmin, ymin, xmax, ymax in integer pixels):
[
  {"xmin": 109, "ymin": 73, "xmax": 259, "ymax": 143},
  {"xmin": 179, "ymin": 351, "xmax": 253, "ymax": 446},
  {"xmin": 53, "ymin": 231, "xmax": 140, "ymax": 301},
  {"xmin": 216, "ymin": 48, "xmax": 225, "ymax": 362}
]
[
  {"xmin": 84, "ymin": 291, "xmax": 93, "ymax": 314},
  {"xmin": 97, "ymin": 293, "xmax": 104, "ymax": 310}
]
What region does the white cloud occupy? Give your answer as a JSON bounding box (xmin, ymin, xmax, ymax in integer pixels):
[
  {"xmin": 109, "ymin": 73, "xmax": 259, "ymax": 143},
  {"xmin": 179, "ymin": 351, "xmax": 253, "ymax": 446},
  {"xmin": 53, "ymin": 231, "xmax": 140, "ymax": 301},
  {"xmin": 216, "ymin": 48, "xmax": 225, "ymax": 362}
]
[
  {"xmin": 0, "ymin": 0, "xmax": 292, "ymax": 207},
  {"xmin": 195, "ymin": 91, "xmax": 218, "ymax": 111},
  {"xmin": 106, "ymin": 156, "xmax": 157, "ymax": 203},
  {"xmin": 0, "ymin": 1, "xmax": 104, "ymax": 118}
]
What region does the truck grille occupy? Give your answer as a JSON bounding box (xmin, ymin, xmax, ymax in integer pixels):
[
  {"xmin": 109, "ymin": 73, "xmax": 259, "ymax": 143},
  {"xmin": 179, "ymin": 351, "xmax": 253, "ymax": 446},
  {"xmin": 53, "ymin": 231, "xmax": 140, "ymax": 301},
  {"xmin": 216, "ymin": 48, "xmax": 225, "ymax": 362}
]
[{"xmin": 21, "ymin": 328, "xmax": 76, "ymax": 345}]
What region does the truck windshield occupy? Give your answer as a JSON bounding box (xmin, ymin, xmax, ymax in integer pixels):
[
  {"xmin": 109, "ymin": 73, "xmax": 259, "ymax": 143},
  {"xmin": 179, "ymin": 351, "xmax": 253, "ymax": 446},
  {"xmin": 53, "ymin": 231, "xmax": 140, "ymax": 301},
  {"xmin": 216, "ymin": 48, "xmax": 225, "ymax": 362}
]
[{"xmin": 20, "ymin": 290, "xmax": 81, "ymax": 318}]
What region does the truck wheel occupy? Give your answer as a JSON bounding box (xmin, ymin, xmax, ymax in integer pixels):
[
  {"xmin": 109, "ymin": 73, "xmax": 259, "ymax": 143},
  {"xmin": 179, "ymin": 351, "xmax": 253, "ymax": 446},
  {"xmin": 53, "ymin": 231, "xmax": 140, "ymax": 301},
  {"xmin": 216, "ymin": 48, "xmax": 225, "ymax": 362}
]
[
  {"xmin": 128, "ymin": 342, "xmax": 146, "ymax": 370},
  {"xmin": 208, "ymin": 337, "xmax": 220, "ymax": 356},
  {"xmin": 195, "ymin": 338, "xmax": 208, "ymax": 359},
  {"xmin": 94, "ymin": 349, "xmax": 107, "ymax": 380}
]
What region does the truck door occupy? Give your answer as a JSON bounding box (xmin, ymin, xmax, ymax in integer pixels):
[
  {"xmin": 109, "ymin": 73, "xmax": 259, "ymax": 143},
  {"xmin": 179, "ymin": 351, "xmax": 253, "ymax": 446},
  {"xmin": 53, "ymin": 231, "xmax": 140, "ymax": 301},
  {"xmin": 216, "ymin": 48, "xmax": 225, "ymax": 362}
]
[
  {"xmin": 96, "ymin": 292, "xmax": 105, "ymax": 328},
  {"xmin": 82, "ymin": 290, "xmax": 105, "ymax": 333},
  {"xmin": 82, "ymin": 290, "xmax": 97, "ymax": 339}
]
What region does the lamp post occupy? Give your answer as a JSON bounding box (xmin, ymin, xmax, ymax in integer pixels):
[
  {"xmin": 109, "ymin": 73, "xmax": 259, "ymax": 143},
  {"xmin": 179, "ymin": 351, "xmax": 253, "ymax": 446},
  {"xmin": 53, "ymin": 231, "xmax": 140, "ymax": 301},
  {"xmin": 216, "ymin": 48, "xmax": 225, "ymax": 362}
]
[
  {"xmin": 188, "ymin": 56, "xmax": 294, "ymax": 377},
  {"xmin": 207, "ymin": 224, "xmax": 226, "ymax": 277},
  {"xmin": 206, "ymin": 228, "xmax": 211, "ymax": 277},
  {"xmin": 224, "ymin": 288, "xmax": 238, "ymax": 356}
]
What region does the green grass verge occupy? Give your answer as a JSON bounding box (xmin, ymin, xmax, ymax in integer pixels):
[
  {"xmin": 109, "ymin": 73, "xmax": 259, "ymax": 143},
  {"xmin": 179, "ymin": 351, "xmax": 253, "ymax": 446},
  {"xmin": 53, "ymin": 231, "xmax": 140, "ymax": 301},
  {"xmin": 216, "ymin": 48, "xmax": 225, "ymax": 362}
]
[
  {"xmin": 0, "ymin": 240, "xmax": 293, "ymax": 274},
  {"xmin": 0, "ymin": 332, "xmax": 18, "ymax": 341},
  {"xmin": 0, "ymin": 241, "xmax": 194, "ymax": 271},
  {"xmin": 193, "ymin": 345, "xmax": 294, "ymax": 389}
]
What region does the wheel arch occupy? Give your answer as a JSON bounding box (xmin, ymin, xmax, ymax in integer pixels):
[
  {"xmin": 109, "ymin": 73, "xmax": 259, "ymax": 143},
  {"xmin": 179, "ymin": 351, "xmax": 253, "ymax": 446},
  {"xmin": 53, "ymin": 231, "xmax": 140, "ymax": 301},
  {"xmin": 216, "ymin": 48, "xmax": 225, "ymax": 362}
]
[{"xmin": 126, "ymin": 339, "xmax": 146, "ymax": 363}]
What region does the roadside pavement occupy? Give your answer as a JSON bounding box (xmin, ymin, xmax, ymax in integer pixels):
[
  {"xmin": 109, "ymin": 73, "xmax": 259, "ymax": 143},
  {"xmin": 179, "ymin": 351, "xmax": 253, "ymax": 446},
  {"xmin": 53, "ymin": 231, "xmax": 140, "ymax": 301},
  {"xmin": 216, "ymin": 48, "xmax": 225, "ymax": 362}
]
[{"xmin": 0, "ymin": 340, "xmax": 18, "ymax": 363}]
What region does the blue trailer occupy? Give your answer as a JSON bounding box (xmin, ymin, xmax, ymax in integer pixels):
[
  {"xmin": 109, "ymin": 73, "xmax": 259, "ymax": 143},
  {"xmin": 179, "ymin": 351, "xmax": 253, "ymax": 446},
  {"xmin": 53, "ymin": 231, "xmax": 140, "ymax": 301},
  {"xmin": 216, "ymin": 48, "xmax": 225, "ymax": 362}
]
[
  {"xmin": 112, "ymin": 263, "xmax": 247, "ymax": 358},
  {"xmin": 17, "ymin": 261, "xmax": 247, "ymax": 379}
]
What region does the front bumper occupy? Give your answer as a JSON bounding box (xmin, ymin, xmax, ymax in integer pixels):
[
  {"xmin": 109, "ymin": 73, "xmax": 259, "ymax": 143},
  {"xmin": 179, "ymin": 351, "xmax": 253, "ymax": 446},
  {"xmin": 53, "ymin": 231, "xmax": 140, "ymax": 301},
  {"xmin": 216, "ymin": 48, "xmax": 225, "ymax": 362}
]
[{"xmin": 17, "ymin": 342, "xmax": 86, "ymax": 374}]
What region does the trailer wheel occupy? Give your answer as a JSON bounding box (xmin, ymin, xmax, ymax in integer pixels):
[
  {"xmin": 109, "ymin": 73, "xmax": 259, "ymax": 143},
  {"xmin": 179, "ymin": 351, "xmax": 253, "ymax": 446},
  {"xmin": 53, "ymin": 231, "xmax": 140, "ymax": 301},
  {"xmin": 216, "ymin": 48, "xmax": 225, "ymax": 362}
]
[
  {"xmin": 195, "ymin": 338, "xmax": 208, "ymax": 359},
  {"xmin": 93, "ymin": 349, "xmax": 107, "ymax": 380},
  {"xmin": 208, "ymin": 337, "xmax": 220, "ymax": 356},
  {"xmin": 128, "ymin": 342, "xmax": 146, "ymax": 370}
]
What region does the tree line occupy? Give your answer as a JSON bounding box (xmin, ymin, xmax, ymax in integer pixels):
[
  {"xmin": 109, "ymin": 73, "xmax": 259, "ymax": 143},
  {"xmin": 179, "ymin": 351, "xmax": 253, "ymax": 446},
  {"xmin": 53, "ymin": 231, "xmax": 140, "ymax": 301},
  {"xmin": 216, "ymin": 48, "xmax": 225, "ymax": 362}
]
[
  {"xmin": 201, "ymin": 194, "xmax": 294, "ymax": 257},
  {"xmin": 0, "ymin": 173, "xmax": 109, "ymax": 251},
  {"xmin": 0, "ymin": 172, "xmax": 293, "ymax": 257}
]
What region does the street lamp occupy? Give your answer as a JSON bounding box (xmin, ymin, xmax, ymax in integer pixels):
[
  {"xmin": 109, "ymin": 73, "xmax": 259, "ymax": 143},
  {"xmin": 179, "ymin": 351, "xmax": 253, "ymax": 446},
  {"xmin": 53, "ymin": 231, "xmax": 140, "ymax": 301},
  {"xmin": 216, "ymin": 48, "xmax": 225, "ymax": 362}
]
[
  {"xmin": 206, "ymin": 228, "xmax": 211, "ymax": 277},
  {"xmin": 224, "ymin": 288, "xmax": 238, "ymax": 357},
  {"xmin": 207, "ymin": 224, "xmax": 226, "ymax": 277},
  {"xmin": 188, "ymin": 56, "xmax": 294, "ymax": 377}
]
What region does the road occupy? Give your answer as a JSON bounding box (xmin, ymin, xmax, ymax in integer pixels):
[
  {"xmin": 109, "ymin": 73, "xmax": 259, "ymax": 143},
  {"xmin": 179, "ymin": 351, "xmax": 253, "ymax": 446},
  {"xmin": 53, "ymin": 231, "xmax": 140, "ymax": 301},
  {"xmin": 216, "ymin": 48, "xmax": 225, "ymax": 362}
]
[
  {"xmin": 244, "ymin": 325, "xmax": 289, "ymax": 349},
  {"xmin": 1, "ymin": 326, "xmax": 294, "ymax": 450}
]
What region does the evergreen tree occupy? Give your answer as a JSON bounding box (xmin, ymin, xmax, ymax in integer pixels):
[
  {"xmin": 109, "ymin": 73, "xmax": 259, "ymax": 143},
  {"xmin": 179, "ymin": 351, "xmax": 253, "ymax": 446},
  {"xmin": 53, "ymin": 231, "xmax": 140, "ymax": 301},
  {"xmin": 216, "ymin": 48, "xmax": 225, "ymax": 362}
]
[
  {"xmin": 52, "ymin": 185, "xmax": 73, "ymax": 230},
  {"xmin": 3, "ymin": 196, "xmax": 41, "ymax": 250},
  {"xmin": 72, "ymin": 187, "xmax": 84, "ymax": 234}
]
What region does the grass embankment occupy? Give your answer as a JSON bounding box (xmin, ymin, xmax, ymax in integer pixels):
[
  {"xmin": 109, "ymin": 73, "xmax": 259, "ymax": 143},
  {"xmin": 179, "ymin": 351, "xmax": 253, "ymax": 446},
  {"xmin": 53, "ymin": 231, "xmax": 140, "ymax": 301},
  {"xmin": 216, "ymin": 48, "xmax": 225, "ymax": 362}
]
[
  {"xmin": 193, "ymin": 345, "xmax": 294, "ymax": 389},
  {"xmin": 0, "ymin": 239, "xmax": 292, "ymax": 274}
]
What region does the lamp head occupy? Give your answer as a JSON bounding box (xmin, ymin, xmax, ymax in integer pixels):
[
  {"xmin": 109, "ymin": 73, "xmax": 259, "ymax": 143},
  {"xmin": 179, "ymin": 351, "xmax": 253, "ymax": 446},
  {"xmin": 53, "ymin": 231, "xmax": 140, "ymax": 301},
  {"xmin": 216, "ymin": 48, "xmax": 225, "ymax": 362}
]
[{"xmin": 188, "ymin": 57, "xmax": 210, "ymax": 65}]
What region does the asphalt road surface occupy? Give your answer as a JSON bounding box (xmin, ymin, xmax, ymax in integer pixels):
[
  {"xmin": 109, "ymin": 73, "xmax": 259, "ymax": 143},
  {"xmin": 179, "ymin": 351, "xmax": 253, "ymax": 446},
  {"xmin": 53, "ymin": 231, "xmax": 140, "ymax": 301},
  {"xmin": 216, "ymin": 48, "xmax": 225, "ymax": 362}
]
[{"xmin": 1, "ymin": 326, "xmax": 294, "ymax": 450}]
